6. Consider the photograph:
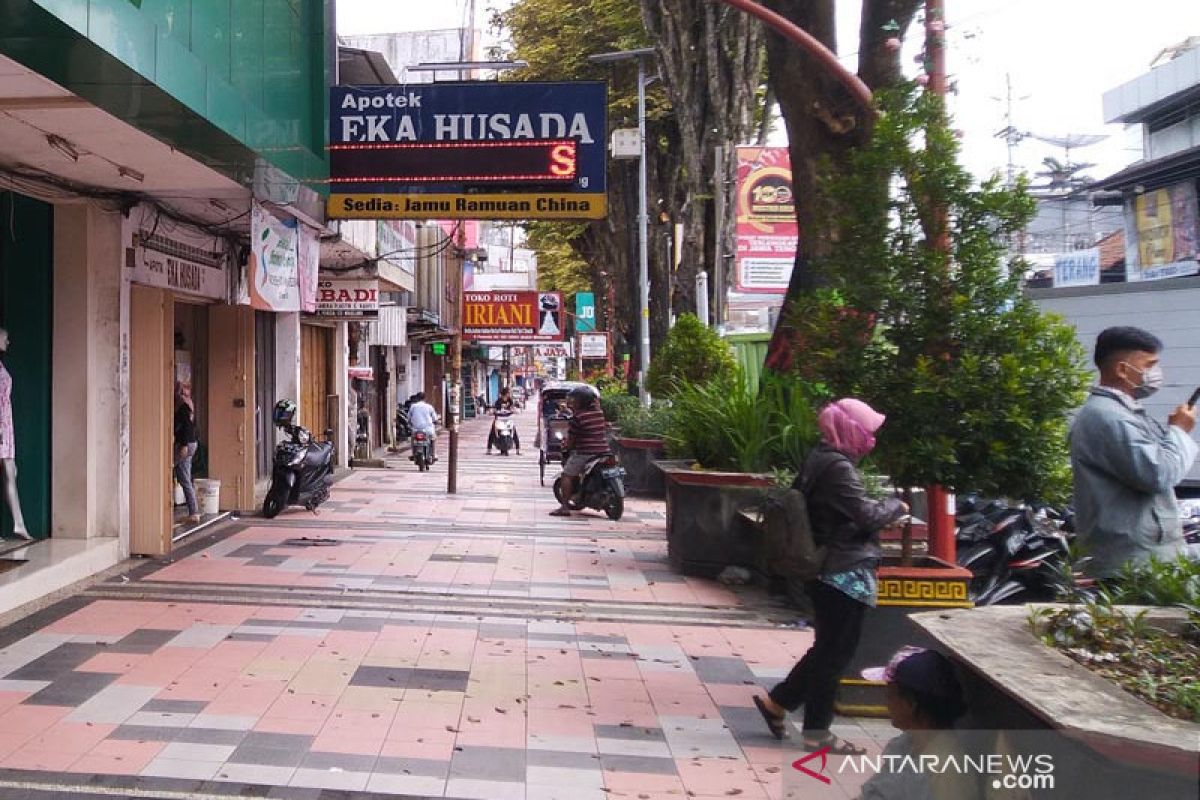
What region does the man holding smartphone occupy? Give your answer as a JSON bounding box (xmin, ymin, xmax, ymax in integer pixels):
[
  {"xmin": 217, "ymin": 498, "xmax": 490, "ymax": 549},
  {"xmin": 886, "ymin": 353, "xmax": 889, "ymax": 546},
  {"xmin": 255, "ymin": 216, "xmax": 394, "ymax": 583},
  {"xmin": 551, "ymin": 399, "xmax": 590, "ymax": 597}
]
[{"xmin": 1069, "ymin": 327, "xmax": 1198, "ymax": 578}]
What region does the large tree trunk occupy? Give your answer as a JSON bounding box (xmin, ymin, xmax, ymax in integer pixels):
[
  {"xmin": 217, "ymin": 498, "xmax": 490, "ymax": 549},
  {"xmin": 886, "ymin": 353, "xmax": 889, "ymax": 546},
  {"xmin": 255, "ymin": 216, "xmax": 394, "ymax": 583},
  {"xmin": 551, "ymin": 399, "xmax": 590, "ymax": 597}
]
[
  {"xmin": 640, "ymin": 0, "xmax": 765, "ymax": 322},
  {"xmin": 760, "ymin": 0, "xmax": 920, "ymax": 369}
]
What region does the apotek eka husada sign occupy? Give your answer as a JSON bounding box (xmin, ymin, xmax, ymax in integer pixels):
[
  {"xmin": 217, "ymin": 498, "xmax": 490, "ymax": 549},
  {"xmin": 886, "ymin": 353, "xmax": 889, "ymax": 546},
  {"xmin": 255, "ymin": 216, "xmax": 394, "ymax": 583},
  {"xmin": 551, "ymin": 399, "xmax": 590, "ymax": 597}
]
[
  {"xmin": 735, "ymin": 147, "xmax": 799, "ymax": 293},
  {"xmin": 464, "ymin": 291, "xmax": 564, "ymax": 342},
  {"xmin": 328, "ymin": 82, "xmax": 607, "ymax": 221}
]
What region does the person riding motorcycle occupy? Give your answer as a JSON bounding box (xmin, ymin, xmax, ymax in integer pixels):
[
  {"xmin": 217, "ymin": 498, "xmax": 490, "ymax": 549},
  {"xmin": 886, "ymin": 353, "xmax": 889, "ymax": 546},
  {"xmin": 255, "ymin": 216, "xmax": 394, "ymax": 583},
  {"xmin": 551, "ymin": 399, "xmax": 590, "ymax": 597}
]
[
  {"xmin": 407, "ymin": 392, "xmax": 439, "ymax": 463},
  {"xmin": 487, "ymin": 387, "xmax": 521, "ymax": 455},
  {"xmin": 395, "ymin": 394, "xmax": 415, "ymax": 441},
  {"xmin": 550, "ymin": 386, "xmax": 607, "ymax": 517}
]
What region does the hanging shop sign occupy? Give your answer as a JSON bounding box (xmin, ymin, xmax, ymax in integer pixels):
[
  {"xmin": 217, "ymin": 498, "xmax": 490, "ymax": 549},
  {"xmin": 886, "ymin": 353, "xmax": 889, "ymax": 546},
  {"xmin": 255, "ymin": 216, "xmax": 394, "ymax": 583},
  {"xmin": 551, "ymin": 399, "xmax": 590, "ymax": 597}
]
[
  {"xmin": 1123, "ymin": 181, "xmax": 1200, "ymax": 282},
  {"xmin": 463, "ymin": 291, "xmax": 564, "ymax": 342},
  {"xmin": 297, "ymin": 226, "xmax": 320, "ymax": 313},
  {"xmin": 328, "ymin": 82, "xmax": 607, "ymax": 221},
  {"xmin": 130, "ymin": 234, "xmax": 227, "ymax": 301},
  {"xmin": 734, "ymin": 146, "xmax": 799, "ymax": 293},
  {"xmin": 1052, "ymin": 248, "xmax": 1100, "ymax": 288},
  {"xmin": 579, "ymin": 332, "xmax": 609, "ymax": 359},
  {"xmin": 249, "ymin": 202, "xmax": 301, "ymax": 311},
  {"xmin": 315, "ymin": 279, "xmax": 379, "ymax": 319},
  {"xmin": 574, "ymin": 292, "xmax": 597, "ymax": 332}
]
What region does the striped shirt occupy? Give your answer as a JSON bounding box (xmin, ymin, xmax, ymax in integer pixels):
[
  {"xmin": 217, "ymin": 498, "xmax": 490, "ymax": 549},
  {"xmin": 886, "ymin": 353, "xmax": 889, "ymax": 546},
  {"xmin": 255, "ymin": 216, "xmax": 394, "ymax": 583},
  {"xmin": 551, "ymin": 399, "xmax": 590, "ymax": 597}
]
[{"xmin": 568, "ymin": 408, "xmax": 610, "ymax": 454}]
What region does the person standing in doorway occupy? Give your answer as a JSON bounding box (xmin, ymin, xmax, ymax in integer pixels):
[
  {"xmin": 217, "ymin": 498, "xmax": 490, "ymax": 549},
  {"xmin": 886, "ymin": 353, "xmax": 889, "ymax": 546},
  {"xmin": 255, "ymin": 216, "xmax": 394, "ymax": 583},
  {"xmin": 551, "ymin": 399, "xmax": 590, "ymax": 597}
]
[
  {"xmin": 0, "ymin": 328, "xmax": 31, "ymax": 540},
  {"xmin": 174, "ymin": 384, "xmax": 201, "ymax": 524}
]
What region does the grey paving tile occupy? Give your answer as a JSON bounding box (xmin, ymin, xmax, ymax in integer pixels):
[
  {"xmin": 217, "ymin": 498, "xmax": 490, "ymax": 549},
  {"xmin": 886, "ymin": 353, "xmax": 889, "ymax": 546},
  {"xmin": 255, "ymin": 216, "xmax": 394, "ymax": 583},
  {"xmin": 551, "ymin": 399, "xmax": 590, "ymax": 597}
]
[
  {"xmin": 349, "ymin": 666, "xmax": 469, "ymax": 692},
  {"xmin": 593, "ymin": 724, "xmax": 666, "ymax": 742},
  {"xmin": 526, "ymin": 749, "xmax": 604, "ymax": 770},
  {"xmin": 374, "ymin": 756, "xmax": 451, "ymax": 778},
  {"xmin": 140, "ymin": 756, "xmax": 223, "ymax": 780},
  {"xmin": 228, "ymin": 744, "xmax": 307, "ymax": 767},
  {"xmin": 449, "ymin": 745, "xmax": 527, "ymax": 783},
  {"xmin": 241, "ymin": 732, "xmax": 315, "ymax": 750},
  {"xmin": 227, "ymin": 633, "xmax": 276, "ymax": 642},
  {"xmin": 246, "ymin": 555, "xmax": 290, "ymax": 567},
  {"xmin": 289, "ymin": 767, "xmax": 370, "ymax": 791},
  {"xmin": 445, "ymin": 777, "xmax": 525, "ymax": 800},
  {"xmin": 141, "ymin": 699, "xmax": 209, "ymax": 715},
  {"xmin": 692, "ymin": 655, "xmax": 758, "ymax": 685},
  {"xmin": 597, "ymin": 753, "xmax": 679, "ymax": 774},
  {"xmin": 109, "ymin": 724, "xmax": 182, "ymax": 742},
  {"xmin": 429, "ymin": 554, "xmax": 498, "ymax": 563},
  {"xmin": 7, "ymin": 642, "xmax": 105, "ymax": 681},
  {"xmin": 125, "ymin": 711, "xmax": 198, "ymax": 727},
  {"xmin": 300, "ymin": 751, "xmax": 378, "ymax": 772},
  {"xmin": 158, "ymin": 741, "xmax": 238, "ymax": 762},
  {"xmin": 174, "ymin": 727, "xmax": 248, "ymax": 746},
  {"xmin": 596, "ymin": 737, "xmax": 674, "ymax": 758},
  {"xmin": 110, "ymin": 628, "xmax": 180, "ymax": 654},
  {"xmin": 213, "ymin": 763, "xmax": 297, "ymax": 785},
  {"xmin": 366, "ymin": 773, "xmax": 447, "ymax": 795},
  {"xmin": 24, "ymin": 670, "xmax": 119, "ymax": 706}
]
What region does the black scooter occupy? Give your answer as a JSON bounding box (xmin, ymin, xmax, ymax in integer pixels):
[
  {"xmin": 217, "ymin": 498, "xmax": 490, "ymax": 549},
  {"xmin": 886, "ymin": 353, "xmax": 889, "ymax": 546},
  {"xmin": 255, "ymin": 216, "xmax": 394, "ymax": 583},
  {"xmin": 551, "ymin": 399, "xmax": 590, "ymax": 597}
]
[
  {"xmin": 263, "ymin": 424, "xmax": 335, "ymax": 518},
  {"xmin": 553, "ymin": 452, "xmax": 626, "ymax": 520}
]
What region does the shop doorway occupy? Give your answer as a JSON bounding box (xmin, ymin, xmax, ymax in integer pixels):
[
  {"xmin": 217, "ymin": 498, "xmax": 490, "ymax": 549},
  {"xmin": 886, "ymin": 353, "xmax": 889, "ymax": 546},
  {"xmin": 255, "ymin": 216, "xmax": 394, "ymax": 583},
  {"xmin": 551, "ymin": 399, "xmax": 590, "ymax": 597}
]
[
  {"xmin": 254, "ymin": 312, "xmax": 276, "ymax": 480},
  {"xmin": 301, "ymin": 323, "xmax": 334, "ymax": 435},
  {"xmin": 0, "ymin": 193, "xmax": 52, "ymax": 540}
]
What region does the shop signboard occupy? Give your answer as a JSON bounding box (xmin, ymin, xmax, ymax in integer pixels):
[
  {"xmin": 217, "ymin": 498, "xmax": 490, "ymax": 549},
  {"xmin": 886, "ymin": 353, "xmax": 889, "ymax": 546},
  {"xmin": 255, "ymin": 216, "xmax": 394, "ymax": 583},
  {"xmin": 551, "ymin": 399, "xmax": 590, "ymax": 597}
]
[
  {"xmin": 315, "ymin": 279, "xmax": 379, "ymax": 319},
  {"xmin": 463, "ymin": 291, "xmax": 564, "ymax": 342},
  {"xmin": 1124, "ymin": 180, "xmax": 1200, "ymax": 282},
  {"xmin": 575, "ymin": 291, "xmax": 596, "ymax": 332},
  {"xmin": 734, "ymin": 146, "xmax": 799, "ymax": 293},
  {"xmin": 328, "ymin": 82, "xmax": 607, "ymax": 221},
  {"xmin": 579, "ymin": 332, "xmax": 608, "ymax": 359},
  {"xmin": 297, "ymin": 226, "xmax": 320, "ymax": 313},
  {"xmin": 376, "ymin": 219, "xmax": 418, "ymax": 275},
  {"xmin": 131, "ymin": 238, "xmax": 226, "ymax": 301},
  {"xmin": 1052, "ymin": 248, "xmax": 1100, "ymax": 288},
  {"xmin": 534, "ymin": 342, "xmax": 574, "ymax": 359},
  {"xmin": 249, "ymin": 202, "xmax": 301, "ymax": 311}
]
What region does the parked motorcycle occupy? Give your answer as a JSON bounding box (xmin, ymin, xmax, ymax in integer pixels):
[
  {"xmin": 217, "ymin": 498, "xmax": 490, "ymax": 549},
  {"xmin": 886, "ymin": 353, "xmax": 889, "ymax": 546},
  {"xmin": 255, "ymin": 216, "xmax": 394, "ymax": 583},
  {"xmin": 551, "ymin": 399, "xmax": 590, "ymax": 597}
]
[
  {"xmin": 553, "ymin": 452, "xmax": 626, "ymax": 520},
  {"xmin": 263, "ymin": 400, "xmax": 335, "ymax": 519},
  {"xmin": 411, "ymin": 431, "xmax": 434, "ymax": 471}
]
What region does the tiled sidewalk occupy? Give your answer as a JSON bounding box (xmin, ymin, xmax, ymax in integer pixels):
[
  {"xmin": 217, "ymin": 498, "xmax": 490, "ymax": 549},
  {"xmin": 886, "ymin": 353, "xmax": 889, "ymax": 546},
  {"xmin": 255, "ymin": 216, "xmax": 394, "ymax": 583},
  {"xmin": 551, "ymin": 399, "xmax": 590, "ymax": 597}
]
[{"xmin": 0, "ymin": 410, "xmax": 893, "ymax": 799}]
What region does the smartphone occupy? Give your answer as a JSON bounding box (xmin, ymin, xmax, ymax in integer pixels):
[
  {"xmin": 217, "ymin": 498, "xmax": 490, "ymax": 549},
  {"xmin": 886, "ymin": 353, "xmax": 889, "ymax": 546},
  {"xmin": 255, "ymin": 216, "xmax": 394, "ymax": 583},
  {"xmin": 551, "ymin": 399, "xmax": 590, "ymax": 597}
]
[{"xmin": 1189, "ymin": 387, "xmax": 1200, "ymax": 409}]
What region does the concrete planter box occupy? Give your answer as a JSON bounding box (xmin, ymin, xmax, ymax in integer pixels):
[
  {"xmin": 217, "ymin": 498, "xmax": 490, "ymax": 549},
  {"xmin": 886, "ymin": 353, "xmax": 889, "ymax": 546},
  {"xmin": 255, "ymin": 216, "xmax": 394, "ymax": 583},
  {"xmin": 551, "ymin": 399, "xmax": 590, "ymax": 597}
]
[
  {"xmin": 836, "ymin": 555, "xmax": 973, "ymax": 716},
  {"xmin": 614, "ymin": 437, "xmax": 666, "ymax": 497},
  {"xmin": 660, "ymin": 462, "xmax": 774, "ymax": 577},
  {"xmin": 912, "ymin": 605, "xmax": 1199, "ymax": 796}
]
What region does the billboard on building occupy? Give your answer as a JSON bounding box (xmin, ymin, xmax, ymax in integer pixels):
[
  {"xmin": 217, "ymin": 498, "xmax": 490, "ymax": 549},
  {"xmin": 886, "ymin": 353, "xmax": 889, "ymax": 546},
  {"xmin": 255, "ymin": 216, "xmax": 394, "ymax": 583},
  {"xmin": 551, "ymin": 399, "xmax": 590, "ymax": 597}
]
[
  {"xmin": 463, "ymin": 291, "xmax": 564, "ymax": 342},
  {"xmin": 1124, "ymin": 180, "xmax": 1200, "ymax": 282},
  {"xmin": 579, "ymin": 332, "xmax": 608, "ymax": 359},
  {"xmin": 328, "ymin": 82, "xmax": 607, "ymax": 221},
  {"xmin": 1052, "ymin": 248, "xmax": 1101, "ymax": 288},
  {"xmin": 734, "ymin": 147, "xmax": 799, "ymax": 293}
]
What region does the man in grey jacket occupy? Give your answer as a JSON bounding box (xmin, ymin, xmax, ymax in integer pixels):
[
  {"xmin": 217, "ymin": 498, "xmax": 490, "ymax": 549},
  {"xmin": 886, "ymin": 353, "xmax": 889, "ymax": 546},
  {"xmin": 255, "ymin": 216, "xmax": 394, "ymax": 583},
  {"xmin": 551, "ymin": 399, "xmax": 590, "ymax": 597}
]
[{"xmin": 1069, "ymin": 327, "xmax": 1197, "ymax": 578}]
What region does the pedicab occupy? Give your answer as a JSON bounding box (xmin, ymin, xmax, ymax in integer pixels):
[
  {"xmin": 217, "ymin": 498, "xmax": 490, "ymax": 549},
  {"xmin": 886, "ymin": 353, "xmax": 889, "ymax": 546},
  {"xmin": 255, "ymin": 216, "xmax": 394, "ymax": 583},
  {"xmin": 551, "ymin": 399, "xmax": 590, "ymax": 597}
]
[{"xmin": 535, "ymin": 381, "xmax": 598, "ymax": 486}]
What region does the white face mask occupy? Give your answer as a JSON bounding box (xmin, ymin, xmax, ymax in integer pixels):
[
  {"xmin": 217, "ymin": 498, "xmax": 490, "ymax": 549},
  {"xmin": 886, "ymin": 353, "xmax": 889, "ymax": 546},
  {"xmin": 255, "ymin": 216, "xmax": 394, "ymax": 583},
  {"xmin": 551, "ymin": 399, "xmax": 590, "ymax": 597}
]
[{"xmin": 1122, "ymin": 362, "xmax": 1164, "ymax": 399}]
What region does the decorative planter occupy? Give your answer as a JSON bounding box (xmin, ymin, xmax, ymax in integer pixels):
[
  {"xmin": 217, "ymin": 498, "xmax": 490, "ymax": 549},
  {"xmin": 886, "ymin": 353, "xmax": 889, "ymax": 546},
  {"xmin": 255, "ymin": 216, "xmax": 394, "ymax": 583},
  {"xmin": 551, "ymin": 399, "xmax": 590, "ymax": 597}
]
[
  {"xmin": 911, "ymin": 605, "xmax": 1198, "ymax": 796},
  {"xmin": 614, "ymin": 437, "xmax": 667, "ymax": 497},
  {"xmin": 660, "ymin": 462, "xmax": 773, "ymax": 578},
  {"xmin": 835, "ymin": 555, "xmax": 973, "ymax": 716}
]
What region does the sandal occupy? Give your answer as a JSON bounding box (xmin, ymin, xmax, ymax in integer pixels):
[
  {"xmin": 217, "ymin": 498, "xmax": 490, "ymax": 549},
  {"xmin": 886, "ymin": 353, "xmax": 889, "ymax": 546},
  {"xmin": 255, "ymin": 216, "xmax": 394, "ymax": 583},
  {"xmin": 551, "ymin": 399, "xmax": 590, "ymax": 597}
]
[
  {"xmin": 549, "ymin": 508, "xmax": 572, "ymax": 517},
  {"xmin": 752, "ymin": 695, "xmax": 788, "ymax": 741},
  {"xmin": 801, "ymin": 733, "xmax": 867, "ymax": 755}
]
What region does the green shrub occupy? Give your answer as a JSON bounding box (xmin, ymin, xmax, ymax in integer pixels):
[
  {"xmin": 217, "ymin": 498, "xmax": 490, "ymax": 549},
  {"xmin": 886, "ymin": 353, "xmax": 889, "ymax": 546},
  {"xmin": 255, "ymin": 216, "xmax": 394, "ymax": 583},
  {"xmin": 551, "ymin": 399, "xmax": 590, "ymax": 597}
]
[
  {"xmin": 1106, "ymin": 556, "xmax": 1200, "ymax": 607},
  {"xmin": 600, "ymin": 392, "xmax": 640, "ymax": 427},
  {"xmin": 666, "ymin": 372, "xmax": 825, "ymax": 473},
  {"xmin": 617, "ymin": 403, "xmax": 673, "ymax": 439},
  {"xmin": 646, "ymin": 313, "xmax": 736, "ymax": 398}
]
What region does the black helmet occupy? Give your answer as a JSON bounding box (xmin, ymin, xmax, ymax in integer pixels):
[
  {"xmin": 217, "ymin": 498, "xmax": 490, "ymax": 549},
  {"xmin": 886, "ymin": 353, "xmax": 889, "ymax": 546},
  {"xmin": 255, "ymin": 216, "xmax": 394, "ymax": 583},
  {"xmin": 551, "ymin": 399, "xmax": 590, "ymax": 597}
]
[
  {"xmin": 273, "ymin": 399, "xmax": 297, "ymax": 426},
  {"xmin": 569, "ymin": 386, "xmax": 596, "ymax": 407}
]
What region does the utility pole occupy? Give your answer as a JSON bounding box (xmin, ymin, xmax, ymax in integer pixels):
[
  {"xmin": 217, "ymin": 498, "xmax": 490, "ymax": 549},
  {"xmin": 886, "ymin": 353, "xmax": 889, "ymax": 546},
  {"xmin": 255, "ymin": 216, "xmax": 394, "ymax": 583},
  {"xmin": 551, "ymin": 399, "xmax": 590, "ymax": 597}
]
[
  {"xmin": 713, "ymin": 145, "xmax": 727, "ymax": 330},
  {"xmin": 447, "ymin": 225, "xmax": 465, "ymax": 495},
  {"xmin": 924, "ymin": 0, "xmax": 956, "ymax": 565}
]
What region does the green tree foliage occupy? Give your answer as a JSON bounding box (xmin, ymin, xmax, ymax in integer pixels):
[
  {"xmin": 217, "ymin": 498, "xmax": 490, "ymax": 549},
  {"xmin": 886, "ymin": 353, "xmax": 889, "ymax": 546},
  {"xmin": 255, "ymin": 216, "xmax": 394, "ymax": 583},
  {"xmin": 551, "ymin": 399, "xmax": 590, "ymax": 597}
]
[
  {"xmin": 786, "ymin": 86, "xmax": 1090, "ymax": 502},
  {"xmin": 645, "ymin": 313, "xmax": 736, "ymax": 398}
]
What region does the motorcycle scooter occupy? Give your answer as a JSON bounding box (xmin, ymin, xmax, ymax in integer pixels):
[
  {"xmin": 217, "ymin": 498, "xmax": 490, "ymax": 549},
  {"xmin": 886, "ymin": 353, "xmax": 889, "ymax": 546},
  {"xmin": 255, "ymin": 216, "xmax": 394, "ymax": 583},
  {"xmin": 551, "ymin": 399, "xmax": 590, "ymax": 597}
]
[
  {"xmin": 263, "ymin": 424, "xmax": 335, "ymax": 518},
  {"xmin": 494, "ymin": 414, "xmax": 517, "ymax": 455},
  {"xmin": 553, "ymin": 451, "xmax": 626, "ymax": 520}
]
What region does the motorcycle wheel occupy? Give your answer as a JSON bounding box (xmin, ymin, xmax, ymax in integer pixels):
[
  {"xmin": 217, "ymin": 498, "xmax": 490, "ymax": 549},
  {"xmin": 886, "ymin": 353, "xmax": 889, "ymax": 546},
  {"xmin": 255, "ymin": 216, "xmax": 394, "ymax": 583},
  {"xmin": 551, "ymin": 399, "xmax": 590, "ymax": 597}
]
[
  {"xmin": 262, "ymin": 496, "xmax": 283, "ymax": 519},
  {"xmin": 552, "ymin": 476, "xmax": 565, "ymax": 505},
  {"xmin": 499, "ymin": 439, "xmax": 510, "ymax": 456},
  {"xmin": 604, "ymin": 494, "xmax": 624, "ymax": 521}
]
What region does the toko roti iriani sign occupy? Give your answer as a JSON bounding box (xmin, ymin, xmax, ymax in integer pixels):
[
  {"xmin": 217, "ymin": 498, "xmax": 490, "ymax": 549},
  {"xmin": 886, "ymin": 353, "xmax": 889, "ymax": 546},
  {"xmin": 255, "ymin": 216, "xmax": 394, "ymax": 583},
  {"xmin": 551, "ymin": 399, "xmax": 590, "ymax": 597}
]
[
  {"xmin": 328, "ymin": 82, "xmax": 607, "ymax": 221},
  {"xmin": 463, "ymin": 291, "xmax": 564, "ymax": 343}
]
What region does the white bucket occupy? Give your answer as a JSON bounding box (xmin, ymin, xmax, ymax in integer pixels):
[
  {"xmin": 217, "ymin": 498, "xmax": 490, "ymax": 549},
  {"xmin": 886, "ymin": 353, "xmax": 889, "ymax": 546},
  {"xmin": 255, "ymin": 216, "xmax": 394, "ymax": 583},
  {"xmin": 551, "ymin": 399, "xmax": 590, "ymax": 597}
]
[
  {"xmin": 194, "ymin": 479, "xmax": 221, "ymax": 515},
  {"xmin": 173, "ymin": 481, "xmax": 184, "ymax": 506}
]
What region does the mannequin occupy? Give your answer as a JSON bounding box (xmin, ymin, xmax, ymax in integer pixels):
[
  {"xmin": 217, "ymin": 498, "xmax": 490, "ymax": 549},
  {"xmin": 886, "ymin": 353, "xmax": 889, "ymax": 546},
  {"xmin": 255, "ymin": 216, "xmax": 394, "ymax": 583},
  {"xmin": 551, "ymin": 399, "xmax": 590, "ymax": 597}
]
[{"xmin": 0, "ymin": 328, "xmax": 30, "ymax": 540}]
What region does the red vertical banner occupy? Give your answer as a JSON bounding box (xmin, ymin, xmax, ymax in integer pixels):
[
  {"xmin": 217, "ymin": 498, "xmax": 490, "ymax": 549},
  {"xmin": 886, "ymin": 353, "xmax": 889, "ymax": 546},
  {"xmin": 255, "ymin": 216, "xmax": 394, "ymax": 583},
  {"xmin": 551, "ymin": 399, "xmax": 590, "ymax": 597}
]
[{"xmin": 734, "ymin": 147, "xmax": 799, "ymax": 294}]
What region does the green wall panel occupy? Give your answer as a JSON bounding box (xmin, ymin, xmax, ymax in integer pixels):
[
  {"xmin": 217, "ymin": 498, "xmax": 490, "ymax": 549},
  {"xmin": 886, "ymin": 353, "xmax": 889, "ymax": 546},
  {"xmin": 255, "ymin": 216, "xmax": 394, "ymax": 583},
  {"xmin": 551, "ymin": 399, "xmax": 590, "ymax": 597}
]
[
  {"xmin": 189, "ymin": 0, "xmax": 231, "ymax": 82},
  {"xmin": 0, "ymin": 194, "xmax": 52, "ymax": 540},
  {"xmin": 138, "ymin": 0, "xmax": 190, "ymax": 48}
]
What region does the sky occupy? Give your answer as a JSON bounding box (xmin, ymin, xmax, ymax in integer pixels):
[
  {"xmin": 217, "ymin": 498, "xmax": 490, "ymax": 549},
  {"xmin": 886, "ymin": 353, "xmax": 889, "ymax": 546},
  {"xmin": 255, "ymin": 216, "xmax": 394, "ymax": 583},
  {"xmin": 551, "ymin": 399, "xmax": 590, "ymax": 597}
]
[{"xmin": 336, "ymin": 0, "xmax": 1200, "ymax": 184}]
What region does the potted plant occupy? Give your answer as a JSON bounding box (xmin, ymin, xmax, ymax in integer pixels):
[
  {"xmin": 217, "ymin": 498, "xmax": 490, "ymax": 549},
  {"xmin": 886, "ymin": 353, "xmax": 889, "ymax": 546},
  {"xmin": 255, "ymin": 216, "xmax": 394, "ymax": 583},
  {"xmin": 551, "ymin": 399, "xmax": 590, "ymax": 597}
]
[
  {"xmin": 660, "ymin": 372, "xmax": 822, "ymax": 577},
  {"xmin": 612, "ymin": 403, "xmax": 672, "ymax": 497}
]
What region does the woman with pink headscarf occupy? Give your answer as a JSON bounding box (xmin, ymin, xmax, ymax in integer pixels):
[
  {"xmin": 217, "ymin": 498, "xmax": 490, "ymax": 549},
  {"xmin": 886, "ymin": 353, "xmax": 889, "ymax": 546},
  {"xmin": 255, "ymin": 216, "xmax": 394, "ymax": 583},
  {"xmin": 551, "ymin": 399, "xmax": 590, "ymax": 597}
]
[{"xmin": 754, "ymin": 398, "xmax": 907, "ymax": 753}]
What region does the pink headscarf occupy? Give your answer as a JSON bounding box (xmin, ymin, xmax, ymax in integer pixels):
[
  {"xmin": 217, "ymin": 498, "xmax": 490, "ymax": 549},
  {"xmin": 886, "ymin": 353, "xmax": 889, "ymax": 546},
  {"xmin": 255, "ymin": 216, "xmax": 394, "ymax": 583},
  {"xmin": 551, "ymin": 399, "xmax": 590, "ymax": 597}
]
[{"xmin": 817, "ymin": 398, "xmax": 886, "ymax": 460}]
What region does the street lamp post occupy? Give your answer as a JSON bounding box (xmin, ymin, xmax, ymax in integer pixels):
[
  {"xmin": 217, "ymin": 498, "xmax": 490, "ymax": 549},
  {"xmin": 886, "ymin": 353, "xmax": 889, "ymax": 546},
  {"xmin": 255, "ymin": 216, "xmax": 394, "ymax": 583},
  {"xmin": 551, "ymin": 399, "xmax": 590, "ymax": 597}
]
[{"xmin": 589, "ymin": 47, "xmax": 655, "ymax": 407}]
